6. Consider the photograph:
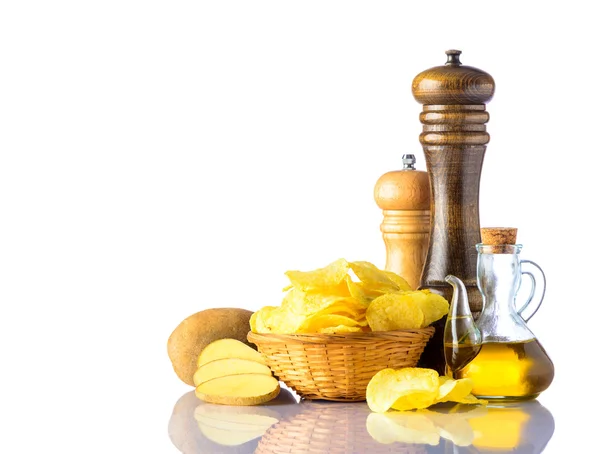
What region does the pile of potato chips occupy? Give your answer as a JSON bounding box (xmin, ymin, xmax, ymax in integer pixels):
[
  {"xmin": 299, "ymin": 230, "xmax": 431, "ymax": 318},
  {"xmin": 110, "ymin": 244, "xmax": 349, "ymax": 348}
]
[
  {"xmin": 250, "ymin": 258, "xmax": 450, "ymax": 334},
  {"xmin": 366, "ymin": 367, "xmax": 487, "ymax": 413}
]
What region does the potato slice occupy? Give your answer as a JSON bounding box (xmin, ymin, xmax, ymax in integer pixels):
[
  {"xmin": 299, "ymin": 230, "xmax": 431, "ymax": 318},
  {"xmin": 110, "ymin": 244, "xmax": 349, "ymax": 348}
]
[
  {"xmin": 197, "ymin": 338, "xmax": 266, "ymax": 368},
  {"xmin": 195, "ymin": 374, "xmax": 280, "ymax": 406},
  {"xmin": 193, "ymin": 358, "xmax": 272, "ymax": 386}
]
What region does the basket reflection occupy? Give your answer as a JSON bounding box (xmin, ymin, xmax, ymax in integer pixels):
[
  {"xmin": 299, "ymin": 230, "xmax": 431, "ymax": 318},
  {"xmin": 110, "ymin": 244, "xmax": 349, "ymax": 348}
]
[{"xmin": 256, "ymin": 401, "xmax": 427, "ymax": 454}]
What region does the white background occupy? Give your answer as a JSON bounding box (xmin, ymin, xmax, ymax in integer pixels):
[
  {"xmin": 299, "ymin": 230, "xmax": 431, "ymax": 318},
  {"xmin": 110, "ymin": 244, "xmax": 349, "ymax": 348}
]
[{"xmin": 1, "ymin": 1, "xmax": 598, "ymax": 453}]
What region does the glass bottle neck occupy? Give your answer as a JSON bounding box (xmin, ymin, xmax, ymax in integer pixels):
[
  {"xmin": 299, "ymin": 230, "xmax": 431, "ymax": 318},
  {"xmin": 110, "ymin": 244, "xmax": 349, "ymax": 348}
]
[{"xmin": 476, "ymin": 249, "xmax": 535, "ymax": 342}]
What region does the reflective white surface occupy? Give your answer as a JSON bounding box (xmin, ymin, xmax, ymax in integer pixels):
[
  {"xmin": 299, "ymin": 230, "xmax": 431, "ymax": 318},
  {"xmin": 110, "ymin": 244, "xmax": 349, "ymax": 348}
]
[
  {"xmin": 169, "ymin": 386, "xmax": 555, "ymax": 453},
  {"xmin": 3, "ymin": 2, "xmax": 600, "ymax": 454}
]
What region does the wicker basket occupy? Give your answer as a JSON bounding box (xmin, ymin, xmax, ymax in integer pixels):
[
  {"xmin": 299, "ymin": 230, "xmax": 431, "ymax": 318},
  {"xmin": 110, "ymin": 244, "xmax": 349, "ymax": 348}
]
[{"xmin": 247, "ymin": 327, "xmax": 434, "ymax": 401}]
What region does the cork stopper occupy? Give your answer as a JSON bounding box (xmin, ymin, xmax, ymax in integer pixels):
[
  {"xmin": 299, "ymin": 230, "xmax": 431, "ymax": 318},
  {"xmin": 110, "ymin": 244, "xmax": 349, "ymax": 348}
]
[
  {"xmin": 481, "ymin": 227, "xmax": 517, "ymax": 245},
  {"xmin": 481, "ymin": 227, "xmax": 517, "ymax": 253}
]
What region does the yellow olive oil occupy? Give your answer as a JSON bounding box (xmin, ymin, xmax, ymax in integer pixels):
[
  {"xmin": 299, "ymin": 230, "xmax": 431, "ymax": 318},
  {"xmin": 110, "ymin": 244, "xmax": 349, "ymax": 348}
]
[
  {"xmin": 444, "ymin": 342, "xmax": 482, "ymax": 373},
  {"xmin": 452, "ymin": 339, "xmax": 554, "ymax": 400}
]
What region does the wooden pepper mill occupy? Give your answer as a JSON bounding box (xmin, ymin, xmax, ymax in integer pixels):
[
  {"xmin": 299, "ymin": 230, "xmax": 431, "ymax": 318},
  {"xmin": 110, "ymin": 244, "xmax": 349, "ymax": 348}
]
[
  {"xmin": 374, "ymin": 154, "xmax": 430, "ymax": 290},
  {"xmin": 412, "ymin": 50, "xmax": 495, "ymax": 372}
]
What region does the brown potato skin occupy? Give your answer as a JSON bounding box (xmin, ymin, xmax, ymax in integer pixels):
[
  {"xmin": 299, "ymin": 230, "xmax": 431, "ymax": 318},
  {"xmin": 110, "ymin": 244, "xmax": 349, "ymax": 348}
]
[{"xmin": 168, "ymin": 308, "xmax": 255, "ymax": 386}]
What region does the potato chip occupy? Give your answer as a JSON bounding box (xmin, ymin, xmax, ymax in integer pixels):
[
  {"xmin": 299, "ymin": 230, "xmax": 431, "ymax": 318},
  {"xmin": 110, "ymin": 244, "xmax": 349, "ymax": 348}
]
[
  {"xmin": 355, "ymin": 317, "xmax": 369, "ymax": 327},
  {"xmin": 366, "ymin": 293, "xmax": 424, "ymax": 331},
  {"xmin": 452, "ymin": 393, "xmax": 488, "ymax": 405},
  {"xmin": 391, "ymin": 391, "xmax": 438, "ymax": 411},
  {"xmin": 284, "ymin": 258, "xmax": 349, "ymax": 292},
  {"xmin": 311, "ymin": 301, "xmax": 366, "ymax": 319},
  {"xmin": 366, "ymin": 368, "xmax": 487, "ymax": 415},
  {"xmin": 316, "ymin": 279, "xmax": 353, "ymax": 297},
  {"xmin": 250, "ymin": 306, "xmax": 276, "ymax": 333},
  {"xmin": 319, "ymin": 325, "xmax": 362, "ymax": 334},
  {"xmin": 280, "ymin": 288, "xmax": 307, "ymax": 314},
  {"xmin": 281, "ymin": 283, "xmax": 364, "ymax": 319},
  {"xmin": 417, "ymin": 291, "xmax": 450, "ymax": 327},
  {"xmin": 366, "ymin": 368, "xmax": 439, "ymax": 413},
  {"xmin": 434, "ymin": 376, "xmax": 487, "ymax": 405},
  {"xmin": 366, "ymin": 412, "xmax": 440, "ymax": 446},
  {"xmin": 301, "ymin": 294, "xmax": 362, "ymax": 316},
  {"xmin": 349, "ymin": 261, "xmax": 401, "ymax": 292},
  {"xmin": 251, "ymin": 306, "xmax": 305, "ymax": 334},
  {"xmin": 345, "ymin": 277, "xmax": 376, "ymax": 306},
  {"xmin": 382, "ymin": 270, "xmax": 412, "ymax": 291},
  {"xmin": 367, "ymin": 369, "xmax": 405, "ymax": 413},
  {"xmin": 297, "ymin": 314, "xmax": 361, "ymax": 333},
  {"xmin": 346, "ymin": 277, "xmax": 388, "ymax": 305},
  {"xmin": 271, "ymin": 308, "xmax": 306, "ymax": 334},
  {"xmin": 436, "ymin": 376, "xmax": 473, "ymax": 403},
  {"xmin": 283, "ymin": 279, "xmax": 352, "ymax": 296}
]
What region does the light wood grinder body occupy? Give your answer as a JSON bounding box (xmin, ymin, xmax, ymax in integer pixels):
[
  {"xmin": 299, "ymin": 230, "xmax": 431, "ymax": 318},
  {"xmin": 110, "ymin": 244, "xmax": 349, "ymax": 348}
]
[{"xmin": 374, "ymin": 155, "xmax": 430, "ymax": 291}]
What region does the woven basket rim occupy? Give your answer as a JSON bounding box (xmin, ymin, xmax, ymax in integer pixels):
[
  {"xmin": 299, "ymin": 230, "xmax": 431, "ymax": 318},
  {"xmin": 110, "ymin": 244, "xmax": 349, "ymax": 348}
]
[{"xmin": 247, "ymin": 326, "xmax": 435, "ymax": 344}]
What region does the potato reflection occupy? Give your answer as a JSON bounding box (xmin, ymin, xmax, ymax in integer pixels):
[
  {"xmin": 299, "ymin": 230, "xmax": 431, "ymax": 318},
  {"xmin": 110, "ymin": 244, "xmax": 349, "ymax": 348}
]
[
  {"xmin": 194, "ymin": 404, "xmax": 279, "ymax": 447},
  {"xmin": 168, "ymin": 388, "xmax": 298, "ymax": 454}
]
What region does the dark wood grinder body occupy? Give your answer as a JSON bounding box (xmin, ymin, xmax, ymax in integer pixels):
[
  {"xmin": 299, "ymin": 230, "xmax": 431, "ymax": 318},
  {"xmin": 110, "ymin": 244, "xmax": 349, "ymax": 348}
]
[{"xmin": 413, "ymin": 50, "xmax": 495, "ymax": 373}]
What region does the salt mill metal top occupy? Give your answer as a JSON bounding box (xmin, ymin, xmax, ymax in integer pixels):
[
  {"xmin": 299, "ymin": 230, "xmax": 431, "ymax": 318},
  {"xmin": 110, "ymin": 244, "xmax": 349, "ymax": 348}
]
[
  {"xmin": 412, "ymin": 50, "xmax": 495, "ymax": 372},
  {"xmin": 374, "ymin": 154, "xmax": 430, "ymax": 290}
]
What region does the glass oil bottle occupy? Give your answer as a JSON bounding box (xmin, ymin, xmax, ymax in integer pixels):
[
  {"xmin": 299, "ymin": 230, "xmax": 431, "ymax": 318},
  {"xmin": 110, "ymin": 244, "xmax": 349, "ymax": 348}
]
[{"xmin": 444, "ymin": 228, "xmax": 554, "ymax": 401}]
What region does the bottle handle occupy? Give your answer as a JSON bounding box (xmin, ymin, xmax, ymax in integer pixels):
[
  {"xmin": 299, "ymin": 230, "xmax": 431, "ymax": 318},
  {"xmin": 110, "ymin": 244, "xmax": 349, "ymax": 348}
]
[{"xmin": 517, "ymin": 260, "xmax": 546, "ymax": 322}]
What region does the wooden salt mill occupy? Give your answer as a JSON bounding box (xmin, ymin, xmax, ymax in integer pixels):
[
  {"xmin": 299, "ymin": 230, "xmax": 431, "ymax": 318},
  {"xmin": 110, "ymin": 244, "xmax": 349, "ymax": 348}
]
[
  {"xmin": 374, "ymin": 154, "xmax": 430, "ymax": 290},
  {"xmin": 413, "ymin": 50, "xmax": 495, "ymax": 372}
]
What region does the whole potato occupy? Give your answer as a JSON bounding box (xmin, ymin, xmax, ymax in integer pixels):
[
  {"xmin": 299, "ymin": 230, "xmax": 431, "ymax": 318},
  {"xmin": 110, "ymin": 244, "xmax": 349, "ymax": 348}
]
[{"xmin": 167, "ymin": 308, "xmax": 254, "ymax": 386}]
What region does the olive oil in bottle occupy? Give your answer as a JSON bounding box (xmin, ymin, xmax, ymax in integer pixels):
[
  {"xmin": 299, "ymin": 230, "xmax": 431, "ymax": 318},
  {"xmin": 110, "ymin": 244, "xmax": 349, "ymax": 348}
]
[
  {"xmin": 444, "ymin": 341, "xmax": 481, "ymax": 375},
  {"xmin": 453, "ymin": 339, "xmax": 554, "ymax": 400}
]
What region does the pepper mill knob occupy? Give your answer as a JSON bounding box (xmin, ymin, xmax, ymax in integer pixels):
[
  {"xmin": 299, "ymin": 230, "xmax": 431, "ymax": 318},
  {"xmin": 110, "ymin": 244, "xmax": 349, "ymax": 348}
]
[
  {"xmin": 445, "ymin": 49, "xmax": 462, "ymax": 65},
  {"xmin": 374, "ymin": 154, "xmax": 430, "ymax": 290},
  {"xmin": 402, "ymin": 154, "xmax": 416, "ymax": 169},
  {"xmin": 412, "ymin": 49, "xmax": 495, "ymax": 105}
]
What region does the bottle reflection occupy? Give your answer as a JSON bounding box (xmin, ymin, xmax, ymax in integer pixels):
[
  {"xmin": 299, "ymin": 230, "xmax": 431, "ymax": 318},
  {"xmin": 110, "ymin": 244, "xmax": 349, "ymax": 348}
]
[
  {"xmin": 168, "ymin": 392, "xmax": 553, "ymax": 453},
  {"xmin": 366, "ymin": 400, "xmax": 554, "ymax": 453},
  {"xmin": 458, "ymin": 401, "xmax": 554, "ymax": 453}
]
